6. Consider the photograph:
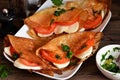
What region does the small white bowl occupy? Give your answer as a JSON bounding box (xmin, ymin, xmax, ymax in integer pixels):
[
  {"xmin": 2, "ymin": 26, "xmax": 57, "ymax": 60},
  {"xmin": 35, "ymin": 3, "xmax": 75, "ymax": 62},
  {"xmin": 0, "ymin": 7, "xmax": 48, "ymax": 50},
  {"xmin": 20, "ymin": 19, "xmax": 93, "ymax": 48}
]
[{"xmin": 96, "ymin": 44, "xmax": 120, "ymax": 80}]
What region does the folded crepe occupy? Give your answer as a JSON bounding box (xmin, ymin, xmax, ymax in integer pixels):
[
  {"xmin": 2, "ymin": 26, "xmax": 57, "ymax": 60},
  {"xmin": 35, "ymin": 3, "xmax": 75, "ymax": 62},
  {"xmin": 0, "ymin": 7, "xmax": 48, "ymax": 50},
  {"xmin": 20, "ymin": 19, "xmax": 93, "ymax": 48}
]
[
  {"xmin": 4, "ymin": 31, "xmax": 102, "ymax": 76},
  {"xmin": 4, "ymin": 35, "xmax": 61, "ymax": 76},
  {"xmin": 36, "ymin": 31, "xmax": 102, "ymax": 62},
  {"xmin": 25, "ymin": 7, "xmax": 57, "ymax": 29},
  {"xmin": 24, "ymin": 0, "xmax": 108, "ymax": 38},
  {"xmin": 4, "ymin": 34, "xmax": 58, "ymax": 54}
]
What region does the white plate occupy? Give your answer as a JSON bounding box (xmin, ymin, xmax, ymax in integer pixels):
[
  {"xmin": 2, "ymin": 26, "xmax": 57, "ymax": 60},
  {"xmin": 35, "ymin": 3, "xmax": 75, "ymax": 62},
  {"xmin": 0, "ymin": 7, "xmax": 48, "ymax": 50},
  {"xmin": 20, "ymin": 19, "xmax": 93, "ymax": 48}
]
[{"xmin": 3, "ymin": 0, "xmax": 111, "ymax": 79}]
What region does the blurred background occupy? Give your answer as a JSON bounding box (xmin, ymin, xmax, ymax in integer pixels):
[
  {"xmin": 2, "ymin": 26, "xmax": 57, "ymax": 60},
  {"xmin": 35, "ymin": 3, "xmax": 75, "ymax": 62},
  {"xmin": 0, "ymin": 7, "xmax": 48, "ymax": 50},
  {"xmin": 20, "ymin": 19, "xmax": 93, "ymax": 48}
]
[{"xmin": 0, "ymin": 0, "xmax": 45, "ymax": 39}]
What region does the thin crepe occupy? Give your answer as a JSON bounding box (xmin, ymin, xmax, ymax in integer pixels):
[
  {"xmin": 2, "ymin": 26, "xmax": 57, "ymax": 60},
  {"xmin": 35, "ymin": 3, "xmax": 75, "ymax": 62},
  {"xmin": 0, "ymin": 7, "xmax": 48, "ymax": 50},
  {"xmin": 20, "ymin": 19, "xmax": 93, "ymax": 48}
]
[{"xmin": 36, "ymin": 31, "xmax": 102, "ymax": 62}]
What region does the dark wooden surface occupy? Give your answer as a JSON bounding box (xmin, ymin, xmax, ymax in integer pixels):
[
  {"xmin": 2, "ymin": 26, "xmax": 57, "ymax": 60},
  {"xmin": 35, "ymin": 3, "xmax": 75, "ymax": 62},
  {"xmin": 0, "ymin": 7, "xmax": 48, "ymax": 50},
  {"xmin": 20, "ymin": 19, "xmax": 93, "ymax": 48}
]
[{"xmin": 0, "ymin": 0, "xmax": 120, "ymax": 80}]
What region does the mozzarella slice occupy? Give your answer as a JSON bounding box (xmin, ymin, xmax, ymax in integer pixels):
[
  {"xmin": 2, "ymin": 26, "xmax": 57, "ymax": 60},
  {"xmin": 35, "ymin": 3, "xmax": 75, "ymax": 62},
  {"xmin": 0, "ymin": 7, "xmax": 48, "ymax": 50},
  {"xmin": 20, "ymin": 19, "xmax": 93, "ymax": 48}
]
[
  {"xmin": 53, "ymin": 61, "xmax": 70, "ymax": 69},
  {"xmin": 37, "ymin": 32, "xmax": 54, "ymax": 37},
  {"xmin": 54, "ymin": 22, "xmax": 79, "ymax": 34},
  {"xmin": 14, "ymin": 59, "xmax": 42, "ymax": 70},
  {"xmin": 54, "ymin": 26, "xmax": 68, "ymax": 34},
  {"xmin": 76, "ymin": 46, "xmax": 93, "ymax": 60},
  {"xmin": 37, "ymin": 22, "xmax": 79, "ymax": 37},
  {"xmin": 101, "ymin": 10, "xmax": 105, "ymax": 19},
  {"xmin": 4, "ymin": 47, "xmax": 12, "ymax": 57},
  {"xmin": 79, "ymin": 27, "xmax": 85, "ymax": 32}
]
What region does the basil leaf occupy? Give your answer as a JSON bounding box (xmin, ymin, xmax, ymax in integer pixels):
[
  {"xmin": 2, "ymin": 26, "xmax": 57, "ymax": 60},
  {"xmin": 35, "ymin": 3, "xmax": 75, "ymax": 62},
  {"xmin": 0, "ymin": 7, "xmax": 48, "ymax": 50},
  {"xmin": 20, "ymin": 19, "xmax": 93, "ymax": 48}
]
[
  {"xmin": 67, "ymin": 51, "xmax": 73, "ymax": 59},
  {"xmin": 50, "ymin": 19, "xmax": 54, "ymax": 25},
  {"xmin": 12, "ymin": 53, "xmax": 19, "ymax": 59},
  {"xmin": 61, "ymin": 44, "xmax": 70, "ymax": 52},
  {"xmin": 0, "ymin": 65, "xmax": 11, "ymax": 78},
  {"xmin": 51, "ymin": 0, "xmax": 63, "ymax": 6},
  {"xmin": 55, "ymin": 54, "xmax": 61, "ymax": 59}
]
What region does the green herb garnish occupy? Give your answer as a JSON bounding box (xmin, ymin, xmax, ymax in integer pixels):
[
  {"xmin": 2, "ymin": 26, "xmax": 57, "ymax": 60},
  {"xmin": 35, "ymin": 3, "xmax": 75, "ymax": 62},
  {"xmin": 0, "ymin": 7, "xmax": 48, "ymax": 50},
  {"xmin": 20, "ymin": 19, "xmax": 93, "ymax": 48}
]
[
  {"xmin": 101, "ymin": 47, "xmax": 120, "ymax": 73},
  {"xmin": 51, "ymin": 0, "xmax": 63, "ymax": 6},
  {"xmin": 55, "ymin": 54, "xmax": 61, "ymax": 59},
  {"xmin": 101, "ymin": 59, "xmax": 120, "ymax": 73},
  {"xmin": 54, "ymin": 11, "xmax": 61, "ymax": 16},
  {"xmin": 92, "ymin": 8, "xmax": 101, "ymax": 16},
  {"xmin": 61, "ymin": 44, "xmax": 73, "ymax": 59},
  {"xmin": 54, "ymin": 8, "xmax": 66, "ymax": 16},
  {"xmin": 108, "ymin": 55, "xmax": 114, "ymax": 60},
  {"xmin": 80, "ymin": 44, "xmax": 87, "ymax": 50},
  {"xmin": 69, "ymin": 7, "xmax": 75, "ymax": 11},
  {"xmin": 0, "ymin": 64, "xmax": 11, "ymax": 78},
  {"xmin": 61, "ymin": 44, "xmax": 70, "ymax": 52},
  {"xmin": 66, "ymin": 51, "xmax": 73, "ymax": 59},
  {"xmin": 101, "ymin": 50, "xmax": 110, "ymax": 61},
  {"xmin": 12, "ymin": 53, "xmax": 19, "ymax": 59},
  {"xmin": 70, "ymin": 61, "xmax": 77, "ymax": 65},
  {"xmin": 113, "ymin": 47, "xmax": 120, "ymax": 52},
  {"xmin": 50, "ymin": 19, "xmax": 54, "ymax": 25}
]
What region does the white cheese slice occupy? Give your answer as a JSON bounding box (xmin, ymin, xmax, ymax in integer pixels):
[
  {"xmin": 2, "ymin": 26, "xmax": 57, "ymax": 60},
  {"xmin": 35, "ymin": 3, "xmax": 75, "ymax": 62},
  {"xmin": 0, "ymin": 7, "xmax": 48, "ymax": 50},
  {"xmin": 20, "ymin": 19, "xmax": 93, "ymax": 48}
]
[
  {"xmin": 37, "ymin": 22, "xmax": 79, "ymax": 37},
  {"xmin": 76, "ymin": 46, "xmax": 93, "ymax": 60},
  {"xmin": 4, "ymin": 47, "xmax": 12, "ymax": 57},
  {"xmin": 101, "ymin": 10, "xmax": 105, "ymax": 19},
  {"xmin": 79, "ymin": 27, "xmax": 85, "ymax": 32},
  {"xmin": 14, "ymin": 59, "xmax": 42, "ymax": 70},
  {"xmin": 37, "ymin": 32, "xmax": 54, "ymax": 37},
  {"xmin": 53, "ymin": 61, "xmax": 70, "ymax": 69},
  {"xmin": 54, "ymin": 22, "xmax": 79, "ymax": 34}
]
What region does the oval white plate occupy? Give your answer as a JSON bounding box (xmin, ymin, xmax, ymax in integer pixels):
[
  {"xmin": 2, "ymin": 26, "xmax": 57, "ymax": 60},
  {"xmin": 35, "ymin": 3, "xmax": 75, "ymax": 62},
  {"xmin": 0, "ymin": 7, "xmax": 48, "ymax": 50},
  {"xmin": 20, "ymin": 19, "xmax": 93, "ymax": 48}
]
[{"xmin": 4, "ymin": 0, "xmax": 111, "ymax": 79}]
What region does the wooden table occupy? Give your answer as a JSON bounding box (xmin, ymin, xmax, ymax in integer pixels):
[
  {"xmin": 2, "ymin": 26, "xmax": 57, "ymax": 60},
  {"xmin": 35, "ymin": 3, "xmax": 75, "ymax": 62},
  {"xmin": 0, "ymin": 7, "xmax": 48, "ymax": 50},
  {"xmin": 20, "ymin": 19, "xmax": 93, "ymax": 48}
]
[{"xmin": 0, "ymin": 0, "xmax": 120, "ymax": 80}]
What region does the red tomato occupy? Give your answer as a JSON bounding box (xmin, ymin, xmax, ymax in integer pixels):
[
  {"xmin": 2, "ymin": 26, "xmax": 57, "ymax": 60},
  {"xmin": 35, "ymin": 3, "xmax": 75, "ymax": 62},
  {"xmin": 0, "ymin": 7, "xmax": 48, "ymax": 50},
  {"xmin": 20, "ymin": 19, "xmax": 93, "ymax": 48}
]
[
  {"xmin": 10, "ymin": 46, "xmax": 16, "ymax": 55},
  {"xmin": 55, "ymin": 17, "xmax": 78, "ymax": 26},
  {"xmin": 86, "ymin": 38, "xmax": 95, "ymax": 46},
  {"xmin": 19, "ymin": 58, "xmax": 38, "ymax": 67},
  {"xmin": 83, "ymin": 15, "xmax": 102, "ymax": 29},
  {"xmin": 41, "ymin": 50, "xmax": 70, "ymax": 64},
  {"xmin": 75, "ymin": 38, "xmax": 94, "ymax": 55},
  {"xmin": 34, "ymin": 23, "xmax": 56, "ymax": 34},
  {"xmin": 34, "ymin": 18, "xmax": 78, "ymax": 34}
]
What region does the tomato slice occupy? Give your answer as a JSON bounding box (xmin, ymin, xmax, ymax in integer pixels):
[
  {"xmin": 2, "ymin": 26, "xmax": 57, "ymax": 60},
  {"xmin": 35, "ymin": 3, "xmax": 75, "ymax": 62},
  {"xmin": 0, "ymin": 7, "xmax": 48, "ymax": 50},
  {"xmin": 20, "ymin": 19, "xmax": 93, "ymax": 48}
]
[
  {"xmin": 19, "ymin": 58, "xmax": 39, "ymax": 67},
  {"xmin": 86, "ymin": 38, "xmax": 95, "ymax": 46},
  {"xmin": 10, "ymin": 46, "xmax": 16, "ymax": 55},
  {"xmin": 41, "ymin": 50, "xmax": 70, "ymax": 64},
  {"xmin": 75, "ymin": 38, "xmax": 94, "ymax": 55},
  {"xmin": 55, "ymin": 17, "xmax": 79, "ymax": 26},
  {"xmin": 34, "ymin": 23, "xmax": 56, "ymax": 34},
  {"xmin": 54, "ymin": 8, "xmax": 80, "ymax": 26},
  {"xmin": 83, "ymin": 15, "xmax": 102, "ymax": 29}
]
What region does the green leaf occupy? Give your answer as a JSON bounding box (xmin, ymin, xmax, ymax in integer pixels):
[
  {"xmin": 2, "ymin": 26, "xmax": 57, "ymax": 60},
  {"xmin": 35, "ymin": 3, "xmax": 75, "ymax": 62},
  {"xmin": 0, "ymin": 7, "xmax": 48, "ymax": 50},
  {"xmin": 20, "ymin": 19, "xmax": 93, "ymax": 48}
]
[
  {"xmin": 61, "ymin": 44, "xmax": 70, "ymax": 52},
  {"xmin": 54, "ymin": 11, "xmax": 61, "ymax": 16},
  {"xmin": 67, "ymin": 51, "xmax": 73, "ymax": 59},
  {"xmin": 0, "ymin": 64, "xmax": 11, "ymax": 78},
  {"xmin": 54, "ymin": 8, "xmax": 66, "ymax": 17},
  {"xmin": 12, "ymin": 53, "xmax": 19, "ymax": 59},
  {"xmin": 107, "ymin": 55, "xmax": 114, "ymax": 60},
  {"xmin": 50, "ymin": 19, "xmax": 54, "ymax": 25},
  {"xmin": 101, "ymin": 54, "xmax": 120, "ymax": 73},
  {"xmin": 70, "ymin": 61, "xmax": 77, "ymax": 65},
  {"xmin": 101, "ymin": 52, "xmax": 107, "ymax": 62},
  {"xmin": 0, "ymin": 70, "xmax": 8, "ymax": 78},
  {"xmin": 55, "ymin": 54, "xmax": 61, "ymax": 59},
  {"xmin": 113, "ymin": 47, "xmax": 120, "ymax": 52},
  {"xmin": 51, "ymin": 0, "xmax": 63, "ymax": 6},
  {"xmin": 80, "ymin": 44, "xmax": 87, "ymax": 50}
]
